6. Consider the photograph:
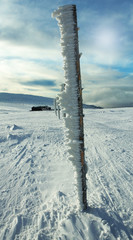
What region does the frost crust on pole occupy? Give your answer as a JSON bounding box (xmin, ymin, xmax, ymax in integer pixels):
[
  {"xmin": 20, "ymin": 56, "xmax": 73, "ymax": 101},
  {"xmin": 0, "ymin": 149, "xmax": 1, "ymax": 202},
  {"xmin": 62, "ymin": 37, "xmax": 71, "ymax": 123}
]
[{"xmin": 52, "ymin": 5, "xmax": 87, "ymax": 210}]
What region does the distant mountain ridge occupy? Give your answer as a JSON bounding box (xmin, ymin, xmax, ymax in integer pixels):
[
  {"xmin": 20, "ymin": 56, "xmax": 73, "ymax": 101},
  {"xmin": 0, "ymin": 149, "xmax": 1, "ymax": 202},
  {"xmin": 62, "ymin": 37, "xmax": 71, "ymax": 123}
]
[
  {"xmin": 83, "ymin": 103, "xmax": 103, "ymax": 109},
  {"xmin": 0, "ymin": 92, "xmax": 54, "ymax": 106},
  {"xmin": 0, "ymin": 92, "xmax": 102, "ymax": 109}
]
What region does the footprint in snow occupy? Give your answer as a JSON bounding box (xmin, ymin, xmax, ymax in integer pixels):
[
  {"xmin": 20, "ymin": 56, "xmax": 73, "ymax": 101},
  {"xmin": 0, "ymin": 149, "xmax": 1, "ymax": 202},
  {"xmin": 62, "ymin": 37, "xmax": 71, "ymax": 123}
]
[
  {"xmin": 7, "ymin": 133, "xmax": 31, "ymax": 142},
  {"xmin": 10, "ymin": 124, "xmax": 23, "ymax": 131},
  {"xmin": 7, "ymin": 124, "xmax": 23, "ymax": 131}
]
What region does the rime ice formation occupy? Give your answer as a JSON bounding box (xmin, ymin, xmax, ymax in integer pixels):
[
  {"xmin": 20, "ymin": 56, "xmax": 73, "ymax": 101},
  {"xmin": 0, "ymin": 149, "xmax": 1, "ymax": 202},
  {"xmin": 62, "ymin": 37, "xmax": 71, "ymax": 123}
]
[{"xmin": 52, "ymin": 5, "xmax": 86, "ymax": 210}]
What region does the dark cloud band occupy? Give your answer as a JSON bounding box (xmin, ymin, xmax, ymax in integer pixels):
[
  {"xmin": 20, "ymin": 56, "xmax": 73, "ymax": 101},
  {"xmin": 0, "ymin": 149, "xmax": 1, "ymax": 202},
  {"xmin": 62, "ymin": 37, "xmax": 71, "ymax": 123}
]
[{"xmin": 22, "ymin": 80, "xmax": 56, "ymax": 87}]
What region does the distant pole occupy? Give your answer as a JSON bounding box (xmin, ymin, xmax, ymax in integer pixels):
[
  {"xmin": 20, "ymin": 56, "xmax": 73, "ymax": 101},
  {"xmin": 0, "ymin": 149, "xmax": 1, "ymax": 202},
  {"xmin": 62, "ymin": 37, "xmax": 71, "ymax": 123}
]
[
  {"xmin": 54, "ymin": 98, "xmax": 56, "ymax": 115},
  {"xmin": 58, "ymin": 104, "xmax": 60, "ymax": 119},
  {"xmin": 54, "ymin": 98, "xmax": 57, "ymax": 116}
]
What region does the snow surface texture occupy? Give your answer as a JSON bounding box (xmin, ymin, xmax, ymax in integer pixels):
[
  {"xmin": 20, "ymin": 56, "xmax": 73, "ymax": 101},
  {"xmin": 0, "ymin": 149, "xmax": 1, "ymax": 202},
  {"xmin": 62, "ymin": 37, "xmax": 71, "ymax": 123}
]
[
  {"xmin": 53, "ymin": 5, "xmax": 86, "ymax": 210},
  {"xmin": 0, "ymin": 103, "xmax": 133, "ymax": 239}
]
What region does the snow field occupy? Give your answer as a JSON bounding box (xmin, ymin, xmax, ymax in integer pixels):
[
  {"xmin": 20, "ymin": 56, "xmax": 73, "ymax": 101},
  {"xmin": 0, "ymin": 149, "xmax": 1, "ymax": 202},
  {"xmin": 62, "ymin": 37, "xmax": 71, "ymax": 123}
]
[
  {"xmin": 0, "ymin": 105, "xmax": 76, "ymax": 239},
  {"xmin": 85, "ymin": 108, "xmax": 133, "ymax": 239},
  {"xmin": 0, "ymin": 104, "xmax": 133, "ymax": 239}
]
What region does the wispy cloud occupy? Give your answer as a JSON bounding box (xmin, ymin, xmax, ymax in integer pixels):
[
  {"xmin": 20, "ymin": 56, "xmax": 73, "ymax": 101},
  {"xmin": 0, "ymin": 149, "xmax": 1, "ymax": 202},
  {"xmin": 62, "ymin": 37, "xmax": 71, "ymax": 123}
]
[
  {"xmin": 0, "ymin": 57, "xmax": 62, "ymax": 97},
  {"xmin": 84, "ymin": 87, "xmax": 133, "ymax": 108},
  {"xmin": 23, "ymin": 80, "xmax": 56, "ymax": 87},
  {"xmin": 79, "ymin": 3, "xmax": 133, "ymax": 67},
  {"xmin": 77, "ymin": 2, "xmax": 133, "ymax": 107},
  {"xmin": 0, "ymin": 0, "xmax": 62, "ymax": 97},
  {"xmin": 0, "ymin": 0, "xmax": 60, "ymax": 51},
  {"xmin": 0, "ymin": 0, "xmax": 133, "ymax": 107}
]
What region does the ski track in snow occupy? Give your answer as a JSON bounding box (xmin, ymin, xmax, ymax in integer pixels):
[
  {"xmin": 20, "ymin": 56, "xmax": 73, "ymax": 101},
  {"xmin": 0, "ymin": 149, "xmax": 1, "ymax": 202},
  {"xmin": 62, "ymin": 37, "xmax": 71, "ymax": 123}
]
[
  {"xmin": 85, "ymin": 109, "xmax": 133, "ymax": 240},
  {"xmin": 0, "ymin": 104, "xmax": 133, "ymax": 240}
]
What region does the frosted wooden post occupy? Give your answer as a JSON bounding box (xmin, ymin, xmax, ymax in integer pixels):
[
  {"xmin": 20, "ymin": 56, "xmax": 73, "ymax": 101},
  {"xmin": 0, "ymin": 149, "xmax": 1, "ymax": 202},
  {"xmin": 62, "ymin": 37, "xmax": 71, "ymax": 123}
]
[
  {"xmin": 52, "ymin": 5, "xmax": 87, "ymax": 210},
  {"xmin": 73, "ymin": 6, "xmax": 87, "ymax": 210}
]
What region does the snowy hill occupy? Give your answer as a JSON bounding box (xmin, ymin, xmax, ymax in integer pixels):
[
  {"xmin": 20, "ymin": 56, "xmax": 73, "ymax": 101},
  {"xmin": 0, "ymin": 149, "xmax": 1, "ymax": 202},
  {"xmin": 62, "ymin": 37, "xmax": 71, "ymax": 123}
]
[
  {"xmin": 0, "ymin": 103, "xmax": 133, "ymax": 239},
  {"xmin": 0, "ymin": 92, "xmax": 54, "ymax": 106},
  {"xmin": 0, "ymin": 92, "xmax": 101, "ymax": 109},
  {"xmin": 83, "ymin": 103, "xmax": 103, "ymax": 109}
]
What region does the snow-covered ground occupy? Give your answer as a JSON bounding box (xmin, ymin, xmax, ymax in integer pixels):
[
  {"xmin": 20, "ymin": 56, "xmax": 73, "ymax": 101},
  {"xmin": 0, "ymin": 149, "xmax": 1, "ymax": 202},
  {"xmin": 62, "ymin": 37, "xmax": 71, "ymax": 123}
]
[{"xmin": 0, "ymin": 103, "xmax": 133, "ymax": 240}]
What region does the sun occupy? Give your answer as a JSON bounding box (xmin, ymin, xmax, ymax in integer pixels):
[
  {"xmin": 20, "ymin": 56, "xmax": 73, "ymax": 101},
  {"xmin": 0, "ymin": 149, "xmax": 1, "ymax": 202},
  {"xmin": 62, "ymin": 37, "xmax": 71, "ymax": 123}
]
[{"xmin": 95, "ymin": 28, "xmax": 118, "ymax": 50}]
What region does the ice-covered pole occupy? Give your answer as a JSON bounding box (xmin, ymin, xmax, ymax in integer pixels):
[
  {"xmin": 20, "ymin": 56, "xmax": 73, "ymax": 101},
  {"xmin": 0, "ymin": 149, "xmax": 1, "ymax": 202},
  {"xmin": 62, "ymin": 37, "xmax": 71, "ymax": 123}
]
[
  {"xmin": 52, "ymin": 5, "xmax": 87, "ymax": 210},
  {"xmin": 54, "ymin": 98, "xmax": 57, "ymax": 116}
]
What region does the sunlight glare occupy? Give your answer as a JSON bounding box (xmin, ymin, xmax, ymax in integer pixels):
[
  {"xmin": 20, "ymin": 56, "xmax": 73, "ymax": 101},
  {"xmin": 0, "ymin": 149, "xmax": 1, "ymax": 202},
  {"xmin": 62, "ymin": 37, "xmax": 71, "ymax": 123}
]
[{"xmin": 95, "ymin": 28, "xmax": 118, "ymax": 50}]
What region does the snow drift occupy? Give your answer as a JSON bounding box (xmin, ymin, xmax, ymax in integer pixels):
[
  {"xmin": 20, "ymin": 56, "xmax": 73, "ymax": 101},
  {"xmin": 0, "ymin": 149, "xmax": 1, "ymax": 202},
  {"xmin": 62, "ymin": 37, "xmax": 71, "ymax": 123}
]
[{"xmin": 0, "ymin": 104, "xmax": 133, "ymax": 239}]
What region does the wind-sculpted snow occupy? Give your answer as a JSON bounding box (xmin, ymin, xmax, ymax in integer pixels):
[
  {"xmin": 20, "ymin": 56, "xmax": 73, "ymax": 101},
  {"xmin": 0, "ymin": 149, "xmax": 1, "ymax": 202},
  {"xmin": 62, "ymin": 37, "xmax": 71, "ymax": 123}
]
[{"xmin": 0, "ymin": 104, "xmax": 133, "ymax": 239}]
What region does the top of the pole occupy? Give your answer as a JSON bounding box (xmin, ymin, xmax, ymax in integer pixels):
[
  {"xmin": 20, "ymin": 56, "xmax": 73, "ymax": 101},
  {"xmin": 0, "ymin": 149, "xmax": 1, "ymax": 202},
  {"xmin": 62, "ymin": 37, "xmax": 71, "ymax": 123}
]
[{"xmin": 52, "ymin": 4, "xmax": 76, "ymax": 18}]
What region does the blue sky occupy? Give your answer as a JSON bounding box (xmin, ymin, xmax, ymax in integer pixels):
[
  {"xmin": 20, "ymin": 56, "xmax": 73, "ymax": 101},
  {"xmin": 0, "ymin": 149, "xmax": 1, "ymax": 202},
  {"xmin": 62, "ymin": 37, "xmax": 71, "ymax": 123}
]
[{"xmin": 0, "ymin": 0, "xmax": 133, "ymax": 107}]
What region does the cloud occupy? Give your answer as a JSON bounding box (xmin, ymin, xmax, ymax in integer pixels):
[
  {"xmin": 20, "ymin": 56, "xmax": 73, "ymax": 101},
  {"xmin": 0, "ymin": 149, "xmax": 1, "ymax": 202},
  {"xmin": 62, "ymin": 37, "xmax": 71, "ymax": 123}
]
[
  {"xmin": 0, "ymin": 40, "xmax": 61, "ymax": 63},
  {"xmin": 81, "ymin": 63, "xmax": 133, "ymax": 108},
  {"xmin": 81, "ymin": 63, "xmax": 133, "ymax": 90},
  {"xmin": 0, "ymin": 57, "xmax": 62, "ymax": 97},
  {"xmin": 79, "ymin": 3, "xmax": 133, "ymax": 67},
  {"xmin": 0, "ymin": 25, "xmax": 56, "ymax": 49},
  {"xmin": 23, "ymin": 80, "xmax": 56, "ymax": 87},
  {"xmin": 78, "ymin": 3, "xmax": 133, "ymax": 108},
  {"xmin": 84, "ymin": 87, "xmax": 133, "ymax": 108},
  {"xmin": 0, "ymin": 0, "xmax": 59, "ymax": 49},
  {"xmin": 0, "ymin": 0, "xmax": 133, "ymax": 108},
  {"xmin": 0, "ymin": 0, "xmax": 63, "ymax": 97}
]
